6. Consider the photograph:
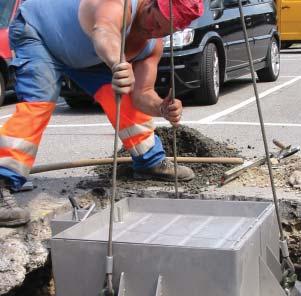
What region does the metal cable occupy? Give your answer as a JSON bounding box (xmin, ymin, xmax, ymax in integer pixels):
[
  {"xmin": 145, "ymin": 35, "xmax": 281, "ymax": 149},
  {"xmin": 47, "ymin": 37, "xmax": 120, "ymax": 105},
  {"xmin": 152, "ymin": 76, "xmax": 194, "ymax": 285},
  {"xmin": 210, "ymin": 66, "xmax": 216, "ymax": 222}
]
[
  {"xmin": 238, "ymin": 0, "xmax": 295, "ymax": 274},
  {"xmin": 105, "ymin": 0, "xmax": 128, "ymax": 293},
  {"xmin": 169, "ymin": 0, "xmax": 179, "ymax": 198}
]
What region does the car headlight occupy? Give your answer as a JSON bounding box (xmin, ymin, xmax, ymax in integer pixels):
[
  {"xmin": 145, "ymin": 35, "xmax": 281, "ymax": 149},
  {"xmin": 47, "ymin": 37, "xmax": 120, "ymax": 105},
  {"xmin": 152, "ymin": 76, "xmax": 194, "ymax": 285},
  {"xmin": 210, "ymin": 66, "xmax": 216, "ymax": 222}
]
[{"xmin": 163, "ymin": 28, "xmax": 195, "ymax": 49}]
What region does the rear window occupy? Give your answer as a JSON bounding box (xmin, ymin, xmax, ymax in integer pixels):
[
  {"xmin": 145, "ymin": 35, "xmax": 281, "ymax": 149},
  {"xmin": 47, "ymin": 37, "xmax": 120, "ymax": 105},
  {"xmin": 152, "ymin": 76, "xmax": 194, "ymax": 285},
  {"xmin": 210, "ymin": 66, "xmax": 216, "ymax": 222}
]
[{"xmin": 0, "ymin": 0, "xmax": 16, "ymax": 29}]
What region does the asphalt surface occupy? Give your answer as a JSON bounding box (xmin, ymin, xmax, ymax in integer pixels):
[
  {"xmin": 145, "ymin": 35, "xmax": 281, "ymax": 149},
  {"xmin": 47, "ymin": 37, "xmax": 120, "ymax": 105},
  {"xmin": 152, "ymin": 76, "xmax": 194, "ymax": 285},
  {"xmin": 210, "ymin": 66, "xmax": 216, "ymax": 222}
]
[{"xmin": 1, "ymin": 45, "xmax": 301, "ymax": 205}]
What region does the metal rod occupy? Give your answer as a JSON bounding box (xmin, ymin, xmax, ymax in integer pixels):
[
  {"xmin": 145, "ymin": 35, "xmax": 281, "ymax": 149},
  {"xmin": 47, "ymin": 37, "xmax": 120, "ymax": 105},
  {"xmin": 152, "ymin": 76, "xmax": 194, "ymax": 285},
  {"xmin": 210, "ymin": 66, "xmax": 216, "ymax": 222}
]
[
  {"xmin": 237, "ymin": 0, "xmax": 295, "ymax": 273},
  {"xmin": 106, "ymin": 0, "xmax": 129, "ymax": 292},
  {"xmin": 81, "ymin": 202, "xmax": 96, "ymax": 221},
  {"xmin": 168, "ymin": 0, "xmax": 179, "ymax": 198}
]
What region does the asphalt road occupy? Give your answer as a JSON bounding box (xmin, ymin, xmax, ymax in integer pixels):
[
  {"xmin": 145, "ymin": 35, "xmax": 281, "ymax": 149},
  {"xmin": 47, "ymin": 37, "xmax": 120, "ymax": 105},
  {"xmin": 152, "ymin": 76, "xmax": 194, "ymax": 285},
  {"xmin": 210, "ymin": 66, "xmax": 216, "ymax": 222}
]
[{"xmin": 1, "ymin": 45, "xmax": 301, "ymax": 200}]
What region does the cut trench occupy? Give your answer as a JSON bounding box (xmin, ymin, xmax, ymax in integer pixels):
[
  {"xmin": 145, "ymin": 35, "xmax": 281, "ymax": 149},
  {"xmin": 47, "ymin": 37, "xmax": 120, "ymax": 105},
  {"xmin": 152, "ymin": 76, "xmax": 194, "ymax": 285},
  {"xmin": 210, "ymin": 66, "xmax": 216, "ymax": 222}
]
[{"xmin": 3, "ymin": 126, "xmax": 301, "ymax": 295}]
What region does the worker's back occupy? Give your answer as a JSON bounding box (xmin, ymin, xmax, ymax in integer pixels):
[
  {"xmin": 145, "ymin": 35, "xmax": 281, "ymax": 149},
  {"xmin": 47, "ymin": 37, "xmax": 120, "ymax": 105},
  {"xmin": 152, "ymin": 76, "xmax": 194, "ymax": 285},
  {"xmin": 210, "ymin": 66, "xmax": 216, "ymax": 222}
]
[
  {"xmin": 18, "ymin": 0, "xmax": 101, "ymax": 68},
  {"xmin": 17, "ymin": 0, "xmax": 141, "ymax": 68}
]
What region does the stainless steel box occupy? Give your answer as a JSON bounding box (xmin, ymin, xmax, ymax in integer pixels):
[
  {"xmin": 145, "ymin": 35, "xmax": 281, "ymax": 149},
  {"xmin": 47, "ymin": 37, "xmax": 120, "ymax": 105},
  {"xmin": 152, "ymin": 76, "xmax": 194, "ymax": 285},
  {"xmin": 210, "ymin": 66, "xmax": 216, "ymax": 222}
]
[{"xmin": 51, "ymin": 197, "xmax": 285, "ymax": 296}]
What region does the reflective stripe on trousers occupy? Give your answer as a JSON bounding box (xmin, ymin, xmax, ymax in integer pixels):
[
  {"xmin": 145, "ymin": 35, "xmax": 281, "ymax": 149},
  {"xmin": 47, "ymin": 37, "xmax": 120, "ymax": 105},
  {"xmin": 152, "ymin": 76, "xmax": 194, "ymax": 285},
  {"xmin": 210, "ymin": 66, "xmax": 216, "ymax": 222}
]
[
  {"xmin": 0, "ymin": 102, "xmax": 55, "ymax": 178},
  {"xmin": 95, "ymin": 84, "xmax": 156, "ymax": 157}
]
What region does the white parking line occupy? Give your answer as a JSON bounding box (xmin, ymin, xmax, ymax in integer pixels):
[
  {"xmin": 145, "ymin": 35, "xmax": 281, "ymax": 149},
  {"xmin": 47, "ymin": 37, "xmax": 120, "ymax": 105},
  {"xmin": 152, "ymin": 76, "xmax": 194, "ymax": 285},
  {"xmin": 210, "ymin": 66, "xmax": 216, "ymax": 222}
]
[
  {"xmin": 211, "ymin": 121, "xmax": 301, "ymax": 127},
  {"xmin": 0, "ymin": 115, "xmax": 13, "ymax": 120},
  {"xmin": 0, "ymin": 77, "xmax": 300, "ymax": 128},
  {"xmin": 198, "ymin": 76, "xmax": 301, "ymax": 124}
]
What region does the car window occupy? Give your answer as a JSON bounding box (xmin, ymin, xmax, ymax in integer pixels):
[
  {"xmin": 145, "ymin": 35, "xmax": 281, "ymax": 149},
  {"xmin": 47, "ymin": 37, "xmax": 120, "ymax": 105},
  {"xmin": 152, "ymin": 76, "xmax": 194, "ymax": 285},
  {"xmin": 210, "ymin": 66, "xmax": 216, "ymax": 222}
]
[
  {"xmin": 0, "ymin": 0, "xmax": 16, "ymax": 29},
  {"xmin": 245, "ymin": 0, "xmax": 260, "ymax": 5}
]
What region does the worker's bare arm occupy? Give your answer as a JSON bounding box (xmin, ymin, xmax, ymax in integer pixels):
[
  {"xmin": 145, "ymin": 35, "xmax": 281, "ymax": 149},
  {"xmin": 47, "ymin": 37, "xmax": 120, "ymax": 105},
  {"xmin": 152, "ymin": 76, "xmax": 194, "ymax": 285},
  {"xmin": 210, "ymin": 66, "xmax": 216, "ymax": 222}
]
[
  {"xmin": 81, "ymin": 0, "xmax": 135, "ymax": 94},
  {"xmin": 90, "ymin": 0, "xmax": 128, "ymax": 69},
  {"xmin": 132, "ymin": 40, "xmax": 182, "ymax": 126}
]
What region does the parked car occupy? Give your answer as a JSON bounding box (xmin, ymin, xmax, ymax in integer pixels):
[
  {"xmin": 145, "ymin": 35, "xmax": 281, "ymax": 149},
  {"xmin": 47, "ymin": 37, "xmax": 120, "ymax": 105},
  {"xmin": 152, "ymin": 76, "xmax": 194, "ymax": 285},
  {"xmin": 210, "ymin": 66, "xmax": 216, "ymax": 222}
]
[
  {"xmin": 156, "ymin": 0, "xmax": 280, "ymax": 104},
  {"xmin": 276, "ymin": 0, "xmax": 301, "ymax": 49},
  {"xmin": 5, "ymin": 0, "xmax": 279, "ymax": 108},
  {"xmin": 0, "ymin": 0, "xmax": 20, "ymax": 106}
]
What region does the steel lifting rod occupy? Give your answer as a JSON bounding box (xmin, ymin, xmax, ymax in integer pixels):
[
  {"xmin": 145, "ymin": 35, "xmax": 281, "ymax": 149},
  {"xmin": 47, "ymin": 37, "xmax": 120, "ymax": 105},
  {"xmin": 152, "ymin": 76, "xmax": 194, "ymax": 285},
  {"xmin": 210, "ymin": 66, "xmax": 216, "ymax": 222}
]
[
  {"xmin": 237, "ymin": 0, "xmax": 296, "ymax": 283},
  {"xmin": 102, "ymin": 0, "xmax": 128, "ymax": 294},
  {"xmin": 168, "ymin": 0, "xmax": 179, "ymax": 198}
]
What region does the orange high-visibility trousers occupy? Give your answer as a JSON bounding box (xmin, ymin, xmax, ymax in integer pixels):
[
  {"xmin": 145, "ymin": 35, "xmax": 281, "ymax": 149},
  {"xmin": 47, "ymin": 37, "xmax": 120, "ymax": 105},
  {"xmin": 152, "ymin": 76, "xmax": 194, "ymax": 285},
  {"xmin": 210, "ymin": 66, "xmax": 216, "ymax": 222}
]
[
  {"xmin": 0, "ymin": 102, "xmax": 55, "ymax": 189},
  {"xmin": 0, "ymin": 85, "xmax": 164, "ymax": 190},
  {"xmin": 95, "ymin": 85, "xmax": 156, "ymax": 157},
  {"xmin": 94, "ymin": 85, "xmax": 165, "ymax": 168}
]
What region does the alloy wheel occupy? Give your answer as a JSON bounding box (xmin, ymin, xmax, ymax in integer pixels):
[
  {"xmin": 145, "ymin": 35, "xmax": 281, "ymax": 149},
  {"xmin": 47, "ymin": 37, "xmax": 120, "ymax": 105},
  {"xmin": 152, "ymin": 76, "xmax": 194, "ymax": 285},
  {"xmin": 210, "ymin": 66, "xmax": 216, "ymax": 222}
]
[
  {"xmin": 271, "ymin": 41, "xmax": 280, "ymax": 77},
  {"xmin": 213, "ymin": 49, "xmax": 220, "ymax": 97}
]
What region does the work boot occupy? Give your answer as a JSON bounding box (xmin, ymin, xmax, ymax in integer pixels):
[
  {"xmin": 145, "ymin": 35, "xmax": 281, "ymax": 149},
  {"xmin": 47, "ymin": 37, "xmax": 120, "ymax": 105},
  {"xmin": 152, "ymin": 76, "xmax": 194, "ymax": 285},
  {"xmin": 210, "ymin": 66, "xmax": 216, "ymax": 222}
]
[
  {"xmin": 0, "ymin": 182, "xmax": 30, "ymax": 227},
  {"xmin": 134, "ymin": 158, "xmax": 195, "ymax": 181}
]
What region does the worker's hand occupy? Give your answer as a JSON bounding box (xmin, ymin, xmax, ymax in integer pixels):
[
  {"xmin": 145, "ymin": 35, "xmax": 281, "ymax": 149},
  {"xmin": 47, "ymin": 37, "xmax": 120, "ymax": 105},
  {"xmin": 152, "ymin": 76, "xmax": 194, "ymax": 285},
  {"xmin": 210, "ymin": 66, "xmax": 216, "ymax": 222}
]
[
  {"xmin": 160, "ymin": 91, "xmax": 183, "ymax": 126},
  {"xmin": 111, "ymin": 62, "xmax": 135, "ymax": 95}
]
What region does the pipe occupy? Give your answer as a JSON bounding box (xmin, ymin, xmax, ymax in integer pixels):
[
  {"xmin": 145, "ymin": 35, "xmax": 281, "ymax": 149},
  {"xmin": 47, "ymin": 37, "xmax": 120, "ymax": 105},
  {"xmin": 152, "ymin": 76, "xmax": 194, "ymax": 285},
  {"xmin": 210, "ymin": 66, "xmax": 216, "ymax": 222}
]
[{"xmin": 30, "ymin": 156, "xmax": 244, "ymax": 174}]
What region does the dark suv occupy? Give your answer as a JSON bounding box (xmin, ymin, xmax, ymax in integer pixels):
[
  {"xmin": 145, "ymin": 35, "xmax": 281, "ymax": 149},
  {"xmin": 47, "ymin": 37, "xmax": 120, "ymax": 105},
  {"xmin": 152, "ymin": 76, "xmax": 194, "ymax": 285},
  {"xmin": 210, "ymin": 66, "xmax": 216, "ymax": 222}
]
[{"xmin": 156, "ymin": 0, "xmax": 280, "ymax": 105}]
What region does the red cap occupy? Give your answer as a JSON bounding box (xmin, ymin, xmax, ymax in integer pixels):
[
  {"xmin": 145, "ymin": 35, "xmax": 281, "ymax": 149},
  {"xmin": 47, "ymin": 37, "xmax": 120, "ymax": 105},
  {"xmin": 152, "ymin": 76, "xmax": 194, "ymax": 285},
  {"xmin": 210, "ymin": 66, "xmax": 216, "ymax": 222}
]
[{"xmin": 157, "ymin": 0, "xmax": 204, "ymax": 30}]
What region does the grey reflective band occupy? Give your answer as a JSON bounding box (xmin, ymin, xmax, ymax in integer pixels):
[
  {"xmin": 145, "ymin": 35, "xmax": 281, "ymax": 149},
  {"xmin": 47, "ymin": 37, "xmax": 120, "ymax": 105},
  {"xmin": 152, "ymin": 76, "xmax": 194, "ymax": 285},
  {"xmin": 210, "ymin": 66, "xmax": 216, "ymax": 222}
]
[
  {"xmin": 118, "ymin": 119, "xmax": 154, "ymax": 140},
  {"xmin": 0, "ymin": 157, "xmax": 31, "ymax": 177},
  {"xmin": 0, "ymin": 135, "xmax": 38, "ymax": 157},
  {"xmin": 128, "ymin": 134, "xmax": 155, "ymax": 156}
]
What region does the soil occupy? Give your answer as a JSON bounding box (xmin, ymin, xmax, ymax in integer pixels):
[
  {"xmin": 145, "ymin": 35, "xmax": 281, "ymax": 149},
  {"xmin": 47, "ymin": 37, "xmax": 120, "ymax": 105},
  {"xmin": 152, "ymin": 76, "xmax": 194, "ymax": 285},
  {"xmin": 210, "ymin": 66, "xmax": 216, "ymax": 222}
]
[
  {"xmin": 4, "ymin": 126, "xmax": 301, "ymax": 295},
  {"xmin": 86, "ymin": 125, "xmax": 241, "ymax": 194},
  {"xmin": 233, "ymin": 155, "xmax": 301, "ymax": 191}
]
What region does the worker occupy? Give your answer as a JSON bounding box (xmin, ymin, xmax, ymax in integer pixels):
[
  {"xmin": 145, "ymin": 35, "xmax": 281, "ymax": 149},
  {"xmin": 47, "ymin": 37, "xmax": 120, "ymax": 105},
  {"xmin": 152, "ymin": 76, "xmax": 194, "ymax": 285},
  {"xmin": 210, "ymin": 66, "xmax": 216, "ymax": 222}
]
[{"xmin": 0, "ymin": 0, "xmax": 204, "ymax": 227}]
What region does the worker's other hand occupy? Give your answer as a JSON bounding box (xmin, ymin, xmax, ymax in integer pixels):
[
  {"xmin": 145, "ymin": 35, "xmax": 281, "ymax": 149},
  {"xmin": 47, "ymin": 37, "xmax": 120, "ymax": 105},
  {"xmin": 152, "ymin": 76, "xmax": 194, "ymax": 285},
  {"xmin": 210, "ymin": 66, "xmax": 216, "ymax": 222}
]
[
  {"xmin": 160, "ymin": 92, "xmax": 182, "ymax": 126},
  {"xmin": 112, "ymin": 62, "xmax": 135, "ymax": 95}
]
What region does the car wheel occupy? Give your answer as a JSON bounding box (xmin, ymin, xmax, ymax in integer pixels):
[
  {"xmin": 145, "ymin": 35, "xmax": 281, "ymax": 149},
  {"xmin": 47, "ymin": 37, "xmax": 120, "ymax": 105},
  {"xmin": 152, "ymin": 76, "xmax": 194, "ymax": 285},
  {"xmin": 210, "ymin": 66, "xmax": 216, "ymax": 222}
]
[
  {"xmin": 0, "ymin": 72, "xmax": 5, "ymax": 107},
  {"xmin": 64, "ymin": 96, "xmax": 95, "ymax": 109},
  {"xmin": 257, "ymin": 37, "xmax": 280, "ymax": 82},
  {"xmin": 280, "ymin": 41, "xmax": 293, "ymax": 49},
  {"xmin": 193, "ymin": 43, "xmax": 220, "ymax": 105}
]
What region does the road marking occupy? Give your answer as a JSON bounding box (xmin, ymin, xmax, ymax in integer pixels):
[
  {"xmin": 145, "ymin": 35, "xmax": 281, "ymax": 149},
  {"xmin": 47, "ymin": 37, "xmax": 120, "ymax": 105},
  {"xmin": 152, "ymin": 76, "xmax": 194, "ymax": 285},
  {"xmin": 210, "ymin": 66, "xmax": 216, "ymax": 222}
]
[
  {"xmin": 1, "ymin": 77, "xmax": 300, "ymax": 128},
  {"xmin": 198, "ymin": 76, "xmax": 301, "ymax": 124},
  {"xmin": 279, "ymin": 75, "xmax": 300, "ymax": 78},
  {"xmin": 281, "ymin": 58, "xmax": 301, "ymax": 61},
  {"xmin": 211, "ymin": 121, "xmax": 301, "ymax": 127},
  {"xmin": 0, "ymin": 115, "xmax": 13, "ymax": 120},
  {"xmin": 1, "ymin": 120, "xmax": 301, "ymax": 128}
]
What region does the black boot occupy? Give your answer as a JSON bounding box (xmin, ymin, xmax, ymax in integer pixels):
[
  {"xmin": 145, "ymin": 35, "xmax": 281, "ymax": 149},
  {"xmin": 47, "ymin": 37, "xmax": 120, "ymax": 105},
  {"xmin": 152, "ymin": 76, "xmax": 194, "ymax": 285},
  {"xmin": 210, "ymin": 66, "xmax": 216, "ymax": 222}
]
[{"xmin": 0, "ymin": 181, "xmax": 30, "ymax": 227}]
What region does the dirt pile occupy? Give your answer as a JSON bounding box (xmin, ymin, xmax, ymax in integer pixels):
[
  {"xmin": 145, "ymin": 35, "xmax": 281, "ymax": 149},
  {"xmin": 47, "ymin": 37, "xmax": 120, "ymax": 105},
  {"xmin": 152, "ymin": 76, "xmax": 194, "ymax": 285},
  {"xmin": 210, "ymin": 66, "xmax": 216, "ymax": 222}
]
[
  {"xmin": 233, "ymin": 155, "xmax": 301, "ymax": 191},
  {"xmin": 91, "ymin": 125, "xmax": 241, "ymax": 193}
]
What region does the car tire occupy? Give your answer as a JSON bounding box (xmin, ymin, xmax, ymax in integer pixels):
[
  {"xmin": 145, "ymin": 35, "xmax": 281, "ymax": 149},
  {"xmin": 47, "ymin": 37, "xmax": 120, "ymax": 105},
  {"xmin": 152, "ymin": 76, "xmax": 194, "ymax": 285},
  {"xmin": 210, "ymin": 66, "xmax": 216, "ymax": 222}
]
[
  {"xmin": 64, "ymin": 96, "xmax": 95, "ymax": 109},
  {"xmin": 280, "ymin": 41, "xmax": 293, "ymax": 50},
  {"xmin": 193, "ymin": 42, "xmax": 221, "ymax": 105},
  {"xmin": 257, "ymin": 37, "xmax": 280, "ymax": 82},
  {"xmin": 0, "ymin": 72, "xmax": 5, "ymax": 107}
]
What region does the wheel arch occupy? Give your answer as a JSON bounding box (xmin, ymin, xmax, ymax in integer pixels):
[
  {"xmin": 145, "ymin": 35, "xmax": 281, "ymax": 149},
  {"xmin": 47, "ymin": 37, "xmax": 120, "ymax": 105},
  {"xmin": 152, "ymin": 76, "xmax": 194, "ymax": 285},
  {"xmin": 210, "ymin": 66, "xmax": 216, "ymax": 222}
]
[
  {"xmin": 0, "ymin": 58, "xmax": 9, "ymax": 85},
  {"xmin": 271, "ymin": 28, "xmax": 280, "ymax": 48}
]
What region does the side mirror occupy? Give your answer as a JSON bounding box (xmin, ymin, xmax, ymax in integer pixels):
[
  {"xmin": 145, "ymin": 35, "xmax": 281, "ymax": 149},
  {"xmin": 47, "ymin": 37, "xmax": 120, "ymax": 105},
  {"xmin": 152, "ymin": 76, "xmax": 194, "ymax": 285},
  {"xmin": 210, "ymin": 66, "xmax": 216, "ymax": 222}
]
[
  {"xmin": 210, "ymin": 0, "xmax": 225, "ymax": 9},
  {"xmin": 209, "ymin": 0, "xmax": 224, "ymax": 20}
]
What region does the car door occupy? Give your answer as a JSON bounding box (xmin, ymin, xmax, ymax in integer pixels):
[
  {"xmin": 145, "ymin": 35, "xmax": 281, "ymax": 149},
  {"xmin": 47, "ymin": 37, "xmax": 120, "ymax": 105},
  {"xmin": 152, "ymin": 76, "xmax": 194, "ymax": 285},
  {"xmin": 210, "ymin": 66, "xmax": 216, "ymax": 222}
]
[
  {"xmin": 279, "ymin": 0, "xmax": 301, "ymax": 42},
  {"xmin": 221, "ymin": 0, "xmax": 255, "ymax": 70},
  {"xmin": 249, "ymin": 0, "xmax": 276, "ymax": 61}
]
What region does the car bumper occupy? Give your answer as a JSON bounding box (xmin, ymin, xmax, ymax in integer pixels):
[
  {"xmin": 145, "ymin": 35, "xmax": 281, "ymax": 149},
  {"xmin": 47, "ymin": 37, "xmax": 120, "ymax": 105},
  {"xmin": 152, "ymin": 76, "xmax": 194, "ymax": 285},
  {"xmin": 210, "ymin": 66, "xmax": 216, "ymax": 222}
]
[{"xmin": 155, "ymin": 47, "xmax": 203, "ymax": 97}]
